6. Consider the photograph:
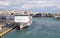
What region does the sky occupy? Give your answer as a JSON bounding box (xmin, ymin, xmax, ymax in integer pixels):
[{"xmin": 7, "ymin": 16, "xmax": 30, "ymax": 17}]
[{"xmin": 0, "ymin": 0, "xmax": 60, "ymax": 13}]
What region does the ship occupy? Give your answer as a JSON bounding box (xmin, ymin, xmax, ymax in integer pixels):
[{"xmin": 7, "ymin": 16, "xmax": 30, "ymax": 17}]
[{"xmin": 14, "ymin": 11, "xmax": 32, "ymax": 30}]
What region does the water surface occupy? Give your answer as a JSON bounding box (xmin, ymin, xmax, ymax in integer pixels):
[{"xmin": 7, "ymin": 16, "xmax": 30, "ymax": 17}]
[{"xmin": 3, "ymin": 18, "xmax": 60, "ymax": 38}]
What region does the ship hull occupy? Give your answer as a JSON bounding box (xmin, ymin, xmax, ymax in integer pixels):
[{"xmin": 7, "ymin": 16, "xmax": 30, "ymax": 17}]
[{"xmin": 14, "ymin": 15, "xmax": 32, "ymax": 30}]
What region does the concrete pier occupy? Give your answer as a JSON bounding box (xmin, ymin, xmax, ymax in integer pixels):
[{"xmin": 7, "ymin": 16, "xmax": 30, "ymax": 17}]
[{"xmin": 0, "ymin": 22, "xmax": 17, "ymax": 37}]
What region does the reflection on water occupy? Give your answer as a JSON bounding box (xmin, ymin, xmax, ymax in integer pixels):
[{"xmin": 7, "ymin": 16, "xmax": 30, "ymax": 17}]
[{"xmin": 3, "ymin": 18, "xmax": 60, "ymax": 38}]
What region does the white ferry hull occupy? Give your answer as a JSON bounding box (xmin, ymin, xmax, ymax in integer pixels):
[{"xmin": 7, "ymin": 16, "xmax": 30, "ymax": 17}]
[{"xmin": 14, "ymin": 15, "xmax": 32, "ymax": 30}]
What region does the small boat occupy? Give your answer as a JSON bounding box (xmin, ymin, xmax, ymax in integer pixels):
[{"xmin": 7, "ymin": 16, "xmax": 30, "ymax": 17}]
[
  {"xmin": 54, "ymin": 16, "xmax": 60, "ymax": 20},
  {"xmin": 0, "ymin": 25, "xmax": 3, "ymax": 30}
]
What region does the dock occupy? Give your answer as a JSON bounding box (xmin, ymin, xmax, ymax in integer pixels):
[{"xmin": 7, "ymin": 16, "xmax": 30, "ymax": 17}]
[
  {"xmin": 0, "ymin": 21, "xmax": 17, "ymax": 37},
  {"xmin": 0, "ymin": 28, "xmax": 13, "ymax": 37}
]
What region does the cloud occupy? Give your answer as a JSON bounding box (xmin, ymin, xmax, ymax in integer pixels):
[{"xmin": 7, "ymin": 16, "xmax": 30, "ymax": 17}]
[
  {"xmin": 21, "ymin": 1, "xmax": 56, "ymax": 10},
  {"xmin": 0, "ymin": 1, "xmax": 10, "ymax": 6},
  {"xmin": 0, "ymin": 0, "xmax": 60, "ymax": 13},
  {"xmin": 55, "ymin": 4, "xmax": 60, "ymax": 8}
]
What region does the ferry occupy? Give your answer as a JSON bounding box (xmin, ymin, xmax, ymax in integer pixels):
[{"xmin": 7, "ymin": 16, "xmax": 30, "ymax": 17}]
[
  {"xmin": 14, "ymin": 11, "xmax": 32, "ymax": 30},
  {"xmin": 54, "ymin": 16, "xmax": 60, "ymax": 20}
]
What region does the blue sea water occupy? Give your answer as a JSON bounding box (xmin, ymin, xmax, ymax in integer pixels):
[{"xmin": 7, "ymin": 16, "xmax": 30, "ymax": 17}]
[{"xmin": 3, "ymin": 18, "xmax": 60, "ymax": 38}]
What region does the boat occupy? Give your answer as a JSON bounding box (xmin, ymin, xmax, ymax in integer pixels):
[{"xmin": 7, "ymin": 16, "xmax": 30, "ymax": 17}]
[
  {"xmin": 14, "ymin": 15, "xmax": 32, "ymax": 30},
  {"xmin": 54, "ymin": 15, "xmax": 60, "ymax": 20},
  {"xmin": 0, "ymin": 25, "xmax": 3, "ymax": 30},
  {"xmin": 14, "ymin": 11, "xmax": 32, "ymax": 30}
]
